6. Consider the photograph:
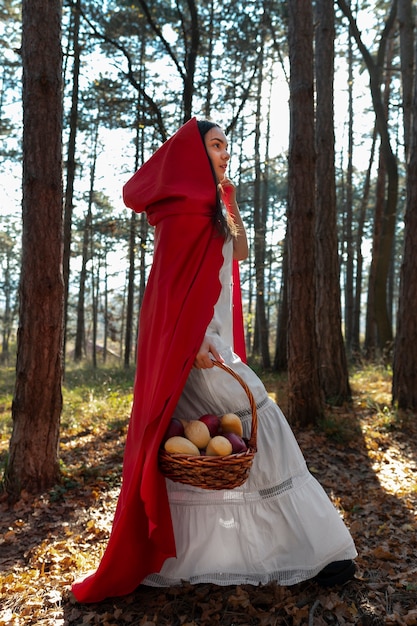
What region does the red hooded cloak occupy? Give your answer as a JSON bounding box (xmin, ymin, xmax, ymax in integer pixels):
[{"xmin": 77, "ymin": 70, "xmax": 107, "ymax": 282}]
[{"xmin": 71, "ymin": 118, "xmax": 244, "ymax": 603}]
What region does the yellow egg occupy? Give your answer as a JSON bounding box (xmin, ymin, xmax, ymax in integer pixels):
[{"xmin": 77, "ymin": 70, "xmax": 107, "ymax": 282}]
[
  {"xmin": 184, "ymin": 420, "xmax": 211, "ymax": 449},
  {"xmin": 220, "ymin": 413, "xmax": 243, "ymax": 437},
  {"xmin": 164, "ymin": 436, "xmax": 200, "ymax": 455},
  {"xmin": 205, "ymin": 435, "xmax": 233, "ymax": 457}
]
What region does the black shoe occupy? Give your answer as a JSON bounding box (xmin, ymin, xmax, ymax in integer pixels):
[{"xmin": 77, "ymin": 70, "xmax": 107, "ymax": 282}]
[{"xmin": 314, "ymin": 559, "xmax": 356, "ymax": 587}]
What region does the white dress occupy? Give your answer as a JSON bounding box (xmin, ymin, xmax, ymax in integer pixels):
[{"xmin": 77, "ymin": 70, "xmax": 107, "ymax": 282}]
[{"xmin": 144, "ymin": 239, "xmax": 357, "ymax": 587}]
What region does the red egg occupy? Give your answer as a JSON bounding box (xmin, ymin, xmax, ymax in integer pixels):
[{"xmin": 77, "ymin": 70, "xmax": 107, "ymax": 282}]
[
  {"xmin": 199, "ymin": 414, "xmax": 221, "ymax": 437},
  {"xmin": 222, "ymin": 432, "xmax": 248, "ymax": 454}
]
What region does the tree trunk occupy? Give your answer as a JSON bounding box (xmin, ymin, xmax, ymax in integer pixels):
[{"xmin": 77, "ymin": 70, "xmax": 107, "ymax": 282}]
[
  {"xmin": 91, "ymin": 253, "xmax": 98, "ymax": 369},
  {"xmin": 63, "ymin": 0, "xmax": 81, "ymax": 360},
  {"xmin": 365, "ymin": 35, "xmax": 396, "ymax": 358},
  {"xmin": 6, "ymin": 0, "xmax": 63, "ymax": 497},
  {"xmin": 392, "ymin": 38, "xmax": 417, "ymax": 410},
  {"xmin": 352, "ymin": 127, "xmax": 377, "ymax": 356},
  {"xmin": 124, "ymin": 211, "xmax": 136, "ymax": 368},
  {"xmin": 246, "ymin": 237, "xmax": 255, "ymax": 357},
  {"xmin": 203, "ymin": 0, "xmax": 214, "ymax": 118},
  {"xmin": 74, "ymin": 123, "xmax": 99, "ymax": 361},
  {"xmin": 397, "ymin": 0, "xmax": 414, "ymax": 159},
  {"xmin": 102, "ymin": 256, "xmax": 108, "ymax": 363},
  {"xmin": 253, "ymin": 36, "xmax": 270, "ymax": 369},
  {"xmin": 287, "ymin": 0, "xmax": 323, "ymax": 426},
  {"xmin": 274, "ymin": 231, "xmax": 288, "ymax": 372},
  {"xmin": 373, "ymin": 34, "xmax": 396, "ymax": 354},
  {"xmin": 74, "ymin": 202, "xmax": 91, "ymax": 362},
  {"xmin": 314, "ymin": 0, "xmax": 351, "ymax": 404},
  {"xmin": 182, "ymin": 0, "xmax": 199, "ymax": 122},
  {"xmin": 138, "ymin": 213, "xmax": 148, "ymax": 313},
  {"xmin": 365, "ymin": 148, "xmax": 385, "ymax": 358},
  {"xmin": 343, "ymin": 24, "xmax": 354, "ymax": 355},
  {"xmin": 338, "ymin": 0, "xmax": 398, "ymax": 354},
  {"xmin": 124, "ymin": 103, "xmax": 143, "ymax": 368},
  {"xmin": 0, "ymin": 231, "xmax": 19, "ymax": 366}
]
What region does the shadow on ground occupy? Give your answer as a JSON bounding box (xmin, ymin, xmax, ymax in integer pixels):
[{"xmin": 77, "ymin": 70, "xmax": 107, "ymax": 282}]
[{"xmin": 1, "ymin": 371, "xmax": 417, "ymax": 624}]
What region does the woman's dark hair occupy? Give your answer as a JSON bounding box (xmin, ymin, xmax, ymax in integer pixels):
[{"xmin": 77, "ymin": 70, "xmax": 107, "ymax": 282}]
[
  {"xmin": 197, "ymin": 119, "xmax": 220, "ymax": 138},
  {"xmin": 197, "ymin": 119, "xmax": 231, "ymax": 239}
]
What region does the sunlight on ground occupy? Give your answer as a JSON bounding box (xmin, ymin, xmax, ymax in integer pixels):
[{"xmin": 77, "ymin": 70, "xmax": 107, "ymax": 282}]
[
  {"xmin": 351, "ymin": 377, "xmax": 392, "ymax": 409},
  {"xmin": 349, "ymin": 361, "xmax": 392, "ymax": 410},
  {"xmin": 363, "ymin": 379, "xmax": 392, "ymax": 406},
  {"xmin": 366, "ymin": 438, "xmax": 417, "ymax": 500},
  {"xmin": 2, "ymin": 364, "xmax": 417, "ymax": 623},
  {"xmin": 353, "ymin": 367, "xmax": 417, "ymax": 510}
]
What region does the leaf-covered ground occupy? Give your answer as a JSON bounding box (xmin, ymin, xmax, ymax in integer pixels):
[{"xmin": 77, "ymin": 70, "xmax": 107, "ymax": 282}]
[{"xmin": 1, "ymin": 365, "xmax": 417, "ymax": 625}]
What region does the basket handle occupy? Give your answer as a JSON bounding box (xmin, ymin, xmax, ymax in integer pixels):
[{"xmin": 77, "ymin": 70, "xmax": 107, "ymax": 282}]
[{"xmin": 212, "ymin": 361, "xmax": 258, "ymax": 451}]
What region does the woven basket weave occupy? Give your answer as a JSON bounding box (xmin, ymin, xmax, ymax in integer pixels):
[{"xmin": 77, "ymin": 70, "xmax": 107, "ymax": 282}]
[{"xmin": 158, "ymin": 360, "xmax": 258, "ymax": 490}]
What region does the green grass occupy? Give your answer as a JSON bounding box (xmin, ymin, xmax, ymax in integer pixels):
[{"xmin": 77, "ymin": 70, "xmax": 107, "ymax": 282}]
[
  {"xmin": 0, "ymin": 363, "xmax": 136, "ymax": 438},
  {"xmin": 349, "ymin": 361, "xmax": 403, "ymax": 432},
  {"xmin": 0, "ymin": 366, "xmax": 14, "ymax": 436},
  {"xmin": 317, "ymin": 412, "xmax": 363, "ymax": 444},
  {"xmin": 61, "ymin": 364, "xmax": 135, "ymax": 433},
  {"xmin": 0, "ymin": 359, "xmax": 400, "ymax": 443}
]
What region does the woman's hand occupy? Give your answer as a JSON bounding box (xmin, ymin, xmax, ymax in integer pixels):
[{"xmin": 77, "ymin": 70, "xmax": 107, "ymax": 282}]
[
  {"xmin": 218, "ymin": 177, "xmax": 249, "ymax": 261},
  {"xmin": 218, "ymin": 176, "xmax": 237, "ymax": 207},
  {"xmin": 194, "ymin": 337, "xmax": 223, "ymax": 369}
]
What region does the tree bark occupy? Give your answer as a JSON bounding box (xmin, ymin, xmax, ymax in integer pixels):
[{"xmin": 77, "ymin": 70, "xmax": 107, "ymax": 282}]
[
  {"xmin": 392, "ymin": 37, "xmax": 417, "ymax": 410},
  {"xmin": 203, "ymin": 0, "xmax": 215, "ymax": 118},
  {"xmin": 6, "ymin": 0, "xmax": 64, "ymax": 497},
  {"xmin": 397, "ymin": 0, "xmax": 414, "ymax": 159},
  {"xmin": 124, "ymin": 100, "xmax": 143, "ymax": 369},
  {"xmin": 274, "ymin": 231, "xmax": 288, "ymax": 372},
  {"xmin": 314, "ymin": 0, "xmax": 351, "ymax": 404},
  {"xmin": 352, "ymin": 127, "xmax": 377, "ymax": 355},
  {"xmin": 252, "ymin": 35, "xmax": 270, "ymax": 369},
  {"xmin": 338, "ymin": 0, "xmax": 398, "ymax": 353},
  {"xmin": 182, "ymin": 0, "xmax": 199, "ymax": 122},
  {"xmin": 63, "ymin": 0, "xmax": 81, "ymax": 360},
  {"xmin": 373, "ymin": 33, "xmax": 396, "ymax": 354},
  {"xmin": 364, "ymin": 34, "xmax": 396, "ymax": 358},
  {"xmin": 124, "ymin": 211, "xmax": 136, "ymax": 368},
  {"xmin": 74, "ymin": 121, "xmax": 99, "ymax": 361},
  {"xmin": 0, "ymin": 228, "xmax": 19, "ymax": 366},
  {"xmin": 365, "ymin": 148, "xmax": 385, "ymax": 358},
  {"xmin": 287, "ymin": 0, "xmax": 323, "ymax": 426},
  {"xmin": 343, "ymin": 24, "xmax": 354, "ymax": 355}
]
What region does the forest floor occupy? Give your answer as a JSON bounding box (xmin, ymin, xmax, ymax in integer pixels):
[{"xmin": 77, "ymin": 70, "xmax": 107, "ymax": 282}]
[{"xmin": 1, "ymin": 364, "xmax": 417, "ymax": 625}]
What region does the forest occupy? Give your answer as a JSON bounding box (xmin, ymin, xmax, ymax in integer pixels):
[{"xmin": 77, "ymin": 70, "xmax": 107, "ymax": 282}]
[{"xmin": 1, "ymin": 0, "xmax": 417, "ymax": 623}]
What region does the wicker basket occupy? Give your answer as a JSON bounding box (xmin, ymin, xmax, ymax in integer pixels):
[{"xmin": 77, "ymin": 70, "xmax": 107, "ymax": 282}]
[{"xmin": 158, "ymin": 360, "xmax": 258, "ymax": 490}]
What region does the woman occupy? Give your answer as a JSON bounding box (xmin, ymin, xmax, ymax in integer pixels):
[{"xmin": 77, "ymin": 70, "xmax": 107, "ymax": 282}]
[{"xmin": 72, "ymin": 118, "xmax": 356, "ymax": 603}]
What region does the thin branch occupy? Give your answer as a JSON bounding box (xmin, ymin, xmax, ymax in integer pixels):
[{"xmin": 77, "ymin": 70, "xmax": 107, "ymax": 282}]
[
  {"xmin": 226, "ymin": 50, "xmax": 263, "ymax": 135},
  {"xmin": 137, "ymin": 0, "xmax": 186, "ymax": 80},
  {"xmin": 79, "ymin": 7, "xmax": 167, "ymax": 141},
  {"xmin": 264, "ymin": 12, "xmax": 289, "ymax": 85}
]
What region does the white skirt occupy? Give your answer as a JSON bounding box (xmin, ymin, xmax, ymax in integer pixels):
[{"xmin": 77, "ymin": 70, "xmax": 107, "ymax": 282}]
[{"xmin": 144, "ymin": 348, "xmax": 357, "ymax": 587}]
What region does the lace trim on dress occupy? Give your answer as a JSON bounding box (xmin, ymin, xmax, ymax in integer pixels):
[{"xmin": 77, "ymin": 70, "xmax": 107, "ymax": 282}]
[
  {"xmin": 166, "ymin": 466, "xmax": 310, "ymax": 505},
  {"xmin": 259, "ymin": 478, "xmax": 293, "ymax": 499},
  {"xmin": 235, "ymin": 395, "xmax": 269, "ymax": 420},
  {"xmin": 142, "ymin": 547, "xmax": 356, "ymax": 588},
  {"xmin": 143, "ymin": 568, "xmax": 317, "ymax": 587}
]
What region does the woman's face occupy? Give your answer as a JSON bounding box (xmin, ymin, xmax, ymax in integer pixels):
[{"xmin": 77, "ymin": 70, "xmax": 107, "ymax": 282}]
[{"xmin": 203, "ymin": 127, "xmax": 230, "ymax": 182}]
